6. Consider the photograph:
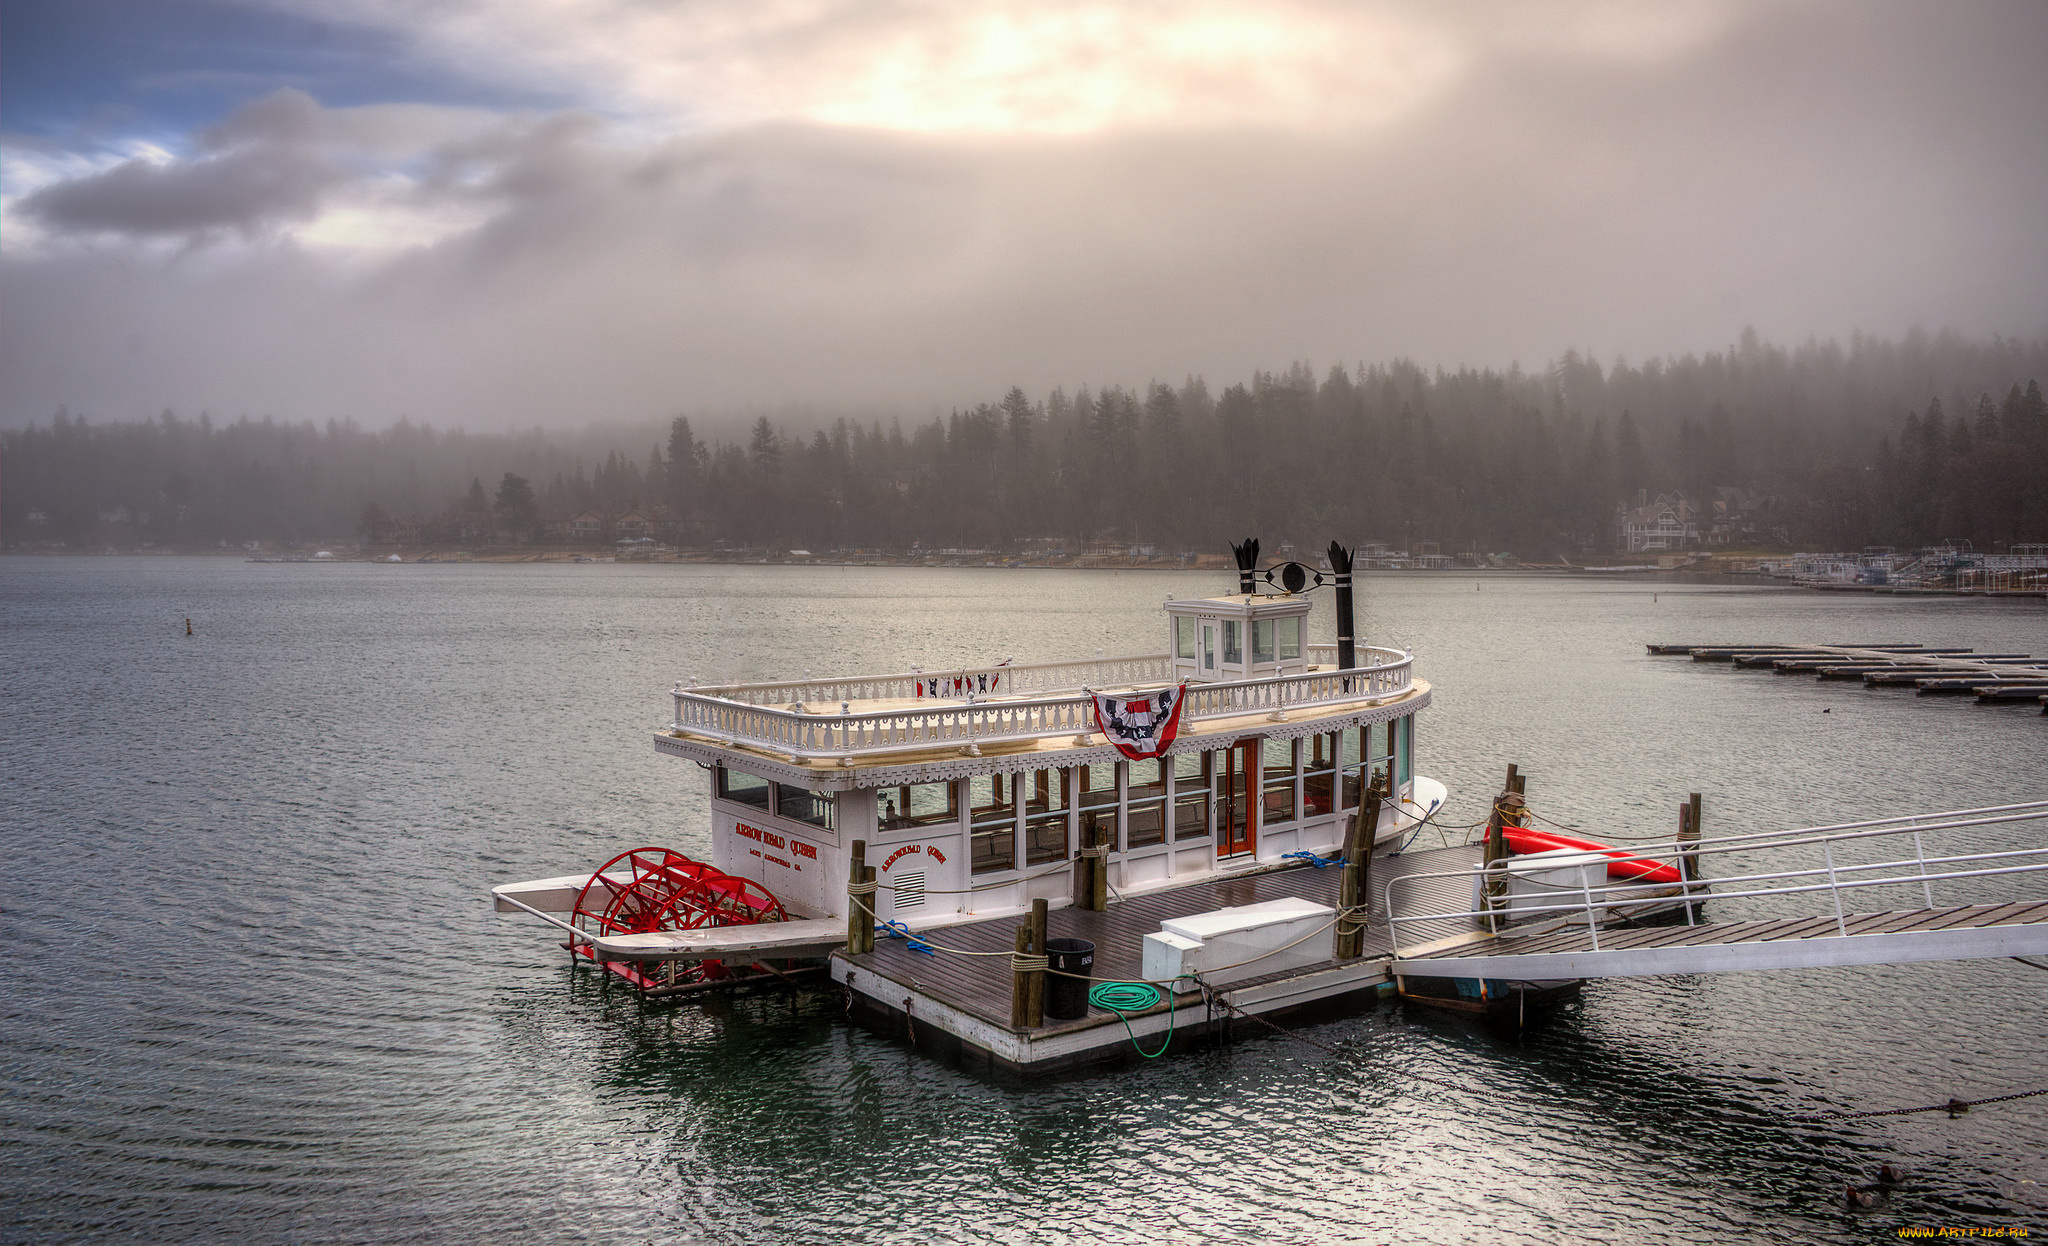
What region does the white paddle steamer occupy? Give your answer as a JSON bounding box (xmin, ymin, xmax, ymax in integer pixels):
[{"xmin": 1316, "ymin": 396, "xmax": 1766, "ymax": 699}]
[{"xmin": 493, "ymin": 543, "xmax": 1445, "ymax": 978}]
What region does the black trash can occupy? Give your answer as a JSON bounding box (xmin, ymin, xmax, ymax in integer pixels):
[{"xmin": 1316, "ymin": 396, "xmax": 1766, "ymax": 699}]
[{"xmin": 1043, "ymin": 937, "xmax": 1096, "ymax": 1019}]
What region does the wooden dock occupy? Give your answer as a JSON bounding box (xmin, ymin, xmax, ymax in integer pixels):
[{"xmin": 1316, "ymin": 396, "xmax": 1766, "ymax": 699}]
[
  {"xmin": 830, "ymin": 843, "xmax": 1679, "ymax": 1073},
  {"xmin": 1649, "ymin": 643, "xmax": 2048, "ymax": 714},
  {"xmin": 834, "ymin": 847, "xmax": 1456, "ymax": 1073}
]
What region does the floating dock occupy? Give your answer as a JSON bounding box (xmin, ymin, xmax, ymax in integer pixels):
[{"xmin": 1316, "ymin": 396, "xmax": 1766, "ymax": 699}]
[
  {"xmin": 833, "ymin": 841, "xmax": 1614, "ymax": 1074},
  {"xmin": 1649, "ymin": 643, "xmax": 2048, "ymax": 714},
  {"xmin": 831, "ymin": 799, "xmax": 2048, "ymax": 1074}
]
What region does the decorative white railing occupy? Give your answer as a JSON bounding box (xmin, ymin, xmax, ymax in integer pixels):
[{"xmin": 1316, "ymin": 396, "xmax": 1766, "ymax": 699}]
[
  {"xmin": 1306, "ymin": 644, "xmax": 1399, "ymax": 667},
  {"xmin": 681, "ymin": 652, "xmax": 1172, "ymax": 708},
  {"xmin": 668, "ymin": 647, "xmax": 1415, "ymax": 762}
]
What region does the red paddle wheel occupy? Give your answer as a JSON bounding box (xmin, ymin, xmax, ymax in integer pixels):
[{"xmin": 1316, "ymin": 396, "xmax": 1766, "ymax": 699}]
[{"xmin": 570, "ymin": 848, "xmax": 789, "ymax": 991}]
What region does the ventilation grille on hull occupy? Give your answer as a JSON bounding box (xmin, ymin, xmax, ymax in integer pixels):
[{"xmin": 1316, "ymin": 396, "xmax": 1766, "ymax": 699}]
[{"xmin": 892, "ymin": 870, "xmax": 926, "ymax": 910}]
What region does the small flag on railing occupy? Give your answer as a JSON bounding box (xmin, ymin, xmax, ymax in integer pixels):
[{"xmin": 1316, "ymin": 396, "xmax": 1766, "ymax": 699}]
[
  {"xmin": 1090, "ymin": 684, "xmax": 1188, "ymax": 760},
  {"xmin": 915, "ymin": 670, "xmax": 1002, "ymax": 699}
]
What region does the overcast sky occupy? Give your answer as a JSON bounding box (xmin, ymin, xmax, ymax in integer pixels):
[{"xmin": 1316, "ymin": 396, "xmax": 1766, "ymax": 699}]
[{"xmin": 3, "ymin": 0, "xmax": 2044, "ymax": 430}]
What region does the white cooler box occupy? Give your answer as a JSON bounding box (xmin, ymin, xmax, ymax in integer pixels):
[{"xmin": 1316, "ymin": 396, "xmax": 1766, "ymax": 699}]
[{"xmin": 1140, "ymin": 897, "xmax": 1336, "ymax": 988}]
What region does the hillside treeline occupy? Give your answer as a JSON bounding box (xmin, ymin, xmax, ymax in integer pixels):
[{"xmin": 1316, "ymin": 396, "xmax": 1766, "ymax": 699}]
[{"xmin": 5, "ymin": 330, "xmax": 2046, "ymax": 556}]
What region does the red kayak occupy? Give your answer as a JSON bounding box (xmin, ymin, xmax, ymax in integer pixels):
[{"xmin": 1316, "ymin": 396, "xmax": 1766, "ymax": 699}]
[{"xmin": 1502, "ymin": 826, "xmax": 1683, "ymax": 884}]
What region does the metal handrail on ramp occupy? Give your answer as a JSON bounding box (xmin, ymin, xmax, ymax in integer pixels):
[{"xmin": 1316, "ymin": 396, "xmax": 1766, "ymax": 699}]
[{"xmin": 1384, "ymin": 801, "xmax": 2048, "ymax": 979}]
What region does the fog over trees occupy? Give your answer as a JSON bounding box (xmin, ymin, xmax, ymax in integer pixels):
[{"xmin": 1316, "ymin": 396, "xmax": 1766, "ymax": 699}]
[{"xmin": 6, "ymin": 330, "xmax": 2045, "ymax": 558}]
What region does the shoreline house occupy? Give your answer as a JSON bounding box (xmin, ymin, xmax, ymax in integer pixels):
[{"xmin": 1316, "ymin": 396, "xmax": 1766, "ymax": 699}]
[
  {"xmin": 567, "ymin": 511, "xmax": 605, "ymax": 544},
  {"xmin": 1707, "ymin": 487, "xmax": 1773, "ymax": 547},
  {"xmin": 613, "ymin": 510, "xmax": 651, "ymax": 543},
  {"xmin": 1616, "ymin": 491, "xmax": 1700, "ymax": 553}
]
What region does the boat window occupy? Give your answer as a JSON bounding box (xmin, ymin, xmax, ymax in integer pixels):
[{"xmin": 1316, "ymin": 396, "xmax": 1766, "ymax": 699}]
[
  {"xmin": 1202, "ymin": 623, "xmax": 1216, "ymax": 671},
  {"xmin": 774, "ymin": 784, "xmax": 834, "ymax": 830},
  {"xmin": 1223, "ymin": 621, "xmax": 1242, "ymax": 665},
  {"xmin": 970, "ymin": 773, "xmax": 1017, "ymax": 874},
  {"xmin": 1075, "ymin": 763, "xmax": 1120, "ymax": 853},
  {"xmin": 1251, "ymin": 619, "xmax": 1275, "ymax": 664},
  {"xmin": 1303, "ymin": 733, "xmax": 1336, "ymax": 818},
  {"xmin": 1024, "ymin": 766, "xmax": 1071, "ymax": 865},
  {"xmin": 1261, "ymin": 737, "xmax": 1297, "ymax": 825},
  {"xmin": 881, "ymin": 780, "xmax": 957, "ymax": 830},
  {"xmin": 1396, "ymin": 714, "xmax": 1414, "ymax": 785},
  {"xmin": 1261, "ymin": 736, "xmax": 1296, "ymax": 777},
  {"xmin": 969, "ymin": 773, "xmax": 1015, "ymax": 821},
  {"xmin": 1277, "ymin": 617, "xmax": 1301, "ymax": 661},
  {"xmin": 1127, "ymin": 759, "xmax": 1167, "ymax": 848},
  {"xmin": 1175, "ymin": 616, "xmax": 1196, "ymax": 660},
  {"xmin": 1172, "ymin": 752, "xmax": 1211, "ymax": 840},
  {"xmin": 719, "ymin": 768, "xmax": 774, "ymax": 811}
]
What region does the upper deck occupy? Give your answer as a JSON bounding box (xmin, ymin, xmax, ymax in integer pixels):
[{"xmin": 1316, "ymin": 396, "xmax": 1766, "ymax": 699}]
[
  {"xmin": 658, "ymin": 640, "xmax": 1423, "ymax": 784},
  {"xmin": 649, "ymin": 568, "xmax": 1437, "ymax": 922}
]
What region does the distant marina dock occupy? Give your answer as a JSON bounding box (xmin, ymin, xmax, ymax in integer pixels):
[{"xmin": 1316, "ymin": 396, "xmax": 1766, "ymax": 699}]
[{"xmin": 1652, "ymin": 642, "xmax": 2048, "ymax": 714}]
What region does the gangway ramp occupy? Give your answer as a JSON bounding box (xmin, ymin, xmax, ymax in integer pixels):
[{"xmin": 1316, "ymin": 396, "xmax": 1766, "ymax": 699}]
[
  {"xmin": 1385, "ymin": 801, "xmax": 2048, "ymax": 982},
  {"xmin": 1390, "ymin": 901, "xmax": 2048, "ymax": 979}
]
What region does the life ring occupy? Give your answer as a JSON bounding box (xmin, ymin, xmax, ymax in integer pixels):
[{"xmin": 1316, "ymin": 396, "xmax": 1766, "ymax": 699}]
[{"xmin": 1502, "ymin": 826, "xmax": 1683, "ymax": 884}]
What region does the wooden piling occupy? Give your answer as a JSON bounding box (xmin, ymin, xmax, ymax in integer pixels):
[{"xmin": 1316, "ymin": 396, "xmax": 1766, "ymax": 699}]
[
  {"xmin": 1487, "ymin": 764, "xmax": 1520, "ymax": 857},
  {"xmin": 846, "ymin": 840, "xmax": 869, "ymax": 954},
  {"xmin": 1336, "ymin": 811, "xmax": 1367, "ymax": 960},
  {"xmin": 1482, "ymin": 767, "xmax": 1526, "ymax": 924},
  {"xmin": 1337, "ymin": 769, "xmax": 1387, "ymax": 958},
  {"xmin": 1336, "ymin": 813, "xmax": 1362, "ymax": 959},
  {"xmin": 1680, "ymin": 792, "xmax": 1702, "ymax": 888},
  {"xmin": 1075, "ymin": 812, "xmax": 1109, "ymax": 912},
  {"xmin": 1026, "ymin": 897, "xmax": 1048, "ymax": 1027},
  {"xmin": 1010, "ymin": 926, "xmax": 1032, "ymax": 1028},
  {"xmin": 861, "ymin": 866, "xmax": 878, "ymax": 955}
]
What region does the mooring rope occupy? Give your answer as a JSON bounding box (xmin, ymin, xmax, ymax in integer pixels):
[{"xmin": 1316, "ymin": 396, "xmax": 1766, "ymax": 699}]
[
  {"xmin": 1394, "ymin": 802, "xmax": 1479, "ymax": 853},
  {"xmin": 1795, "ymin": 1086, "xmax": 2048, "ymax": 1121},
  {"xmin": 1174, "ymin": 991, "xmax": 2048, "ymax": 1127},
  {"xmin": 1523, "ymin": 804, "xmax": 1687, "ymax": 844}
]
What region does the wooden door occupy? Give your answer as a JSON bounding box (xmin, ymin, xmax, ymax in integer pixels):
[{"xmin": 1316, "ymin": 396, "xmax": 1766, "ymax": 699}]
[{"xmin": 1218, "ymin": 741, "xmax": 1258, "ymax": 857}]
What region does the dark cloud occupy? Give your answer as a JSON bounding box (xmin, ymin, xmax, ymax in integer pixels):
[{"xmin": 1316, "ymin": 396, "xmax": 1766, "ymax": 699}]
[
  {"xmin": 200, "ymin": 85, "xmax": 328, "ymax": 149},
  {"xmin": 21, "ymin": 90, "xmax": 349, "ymax": 238}
]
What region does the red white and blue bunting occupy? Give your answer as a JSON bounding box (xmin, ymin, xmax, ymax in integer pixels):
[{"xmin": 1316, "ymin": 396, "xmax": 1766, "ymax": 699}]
[
  {"xmin": 1090, "ymin": 684, "xmax": 1188, "ymax": 761},
  {"xmin": 914, "ymin": 671, "xmax": 1004, "ymax": 698}
]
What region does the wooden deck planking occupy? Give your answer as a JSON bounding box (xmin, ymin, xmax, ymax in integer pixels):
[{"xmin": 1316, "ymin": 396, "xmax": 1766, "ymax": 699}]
[{"xmin": 849, "ymin": 844, "xmax": 1484, "ymax": 1033}]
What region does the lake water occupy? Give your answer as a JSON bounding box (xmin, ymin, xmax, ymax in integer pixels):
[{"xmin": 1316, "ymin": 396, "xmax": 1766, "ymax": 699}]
[{"xmin": 3, "ymin": 557, "xmax": 2044, "ymax": 1243}]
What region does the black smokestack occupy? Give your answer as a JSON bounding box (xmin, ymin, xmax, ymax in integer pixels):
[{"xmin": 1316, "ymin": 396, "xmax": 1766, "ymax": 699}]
[
  {"xmin": 1328, "ymin": 541, "xmax": 1355, "ymax": 670},
  {"xmin": 1230, "ymin": 538, "xmax": 1260, "ymax": 594}
]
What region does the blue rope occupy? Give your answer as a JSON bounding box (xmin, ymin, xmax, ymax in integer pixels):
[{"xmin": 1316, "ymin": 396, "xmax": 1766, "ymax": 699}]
[
  {"xmin": 1282, "ymin": 850, "xmax": 1344, "ymax": 869},
  {"xmin": 1392, "ymin": 798, "xmax": 1444, "ymax": 854},
  {"xmin": 875, "ymin": 920, "xmax": 935, "ymax": 955}
]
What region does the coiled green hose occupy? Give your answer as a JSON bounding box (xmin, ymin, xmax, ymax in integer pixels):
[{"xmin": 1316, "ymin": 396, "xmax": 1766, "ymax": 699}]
[{"xmin": 1088, "ymin": 980, "xmax": 1179, "ymax": 1058}]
